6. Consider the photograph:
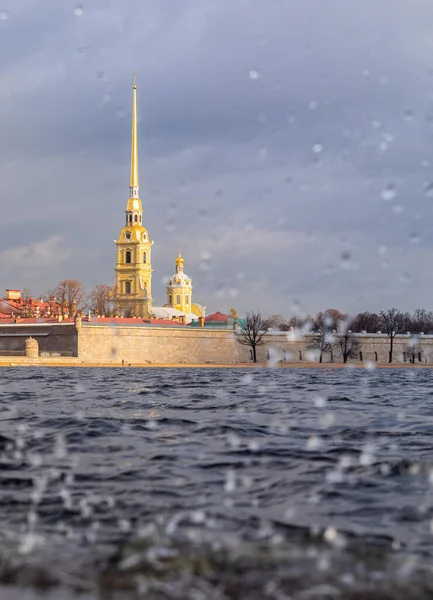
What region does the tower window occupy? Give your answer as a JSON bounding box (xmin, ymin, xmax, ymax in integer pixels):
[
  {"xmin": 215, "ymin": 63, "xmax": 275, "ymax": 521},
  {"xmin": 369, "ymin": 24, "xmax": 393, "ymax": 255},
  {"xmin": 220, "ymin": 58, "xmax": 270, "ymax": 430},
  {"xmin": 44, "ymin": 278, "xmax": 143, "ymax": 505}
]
[
  {"xmin": 169, "ymin": 295, "xmax": 172, "ymax": 304},
  {"xmin": 125, "ymin": 281, "xmax": 131, "ymax": 294},
  {"xmin": 128, "ymin": 214, "xmax": 132, "ymax": 224},
  {"xmin": 134, "ymin": 215, "xmax": 138, "ymax": 222},
  {"xmin": 176, "ymin": 295, "xmax": 181, "ymax": 304},
  {"xmin": 143, "ymin": 252, "xmax": 146, "ymax": 263},
  {"xmin": 185, "ymin": 295, "xmax": 189, "ymax": 305},
  {"xmin": 126, "ymin": 251, "xmax": 131, "ymax": 264}
]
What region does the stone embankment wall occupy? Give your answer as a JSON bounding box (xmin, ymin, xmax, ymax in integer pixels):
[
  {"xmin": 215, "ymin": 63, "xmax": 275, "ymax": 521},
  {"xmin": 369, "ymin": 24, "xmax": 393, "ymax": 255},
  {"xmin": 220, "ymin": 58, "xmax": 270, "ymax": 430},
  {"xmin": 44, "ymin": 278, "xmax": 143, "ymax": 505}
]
[
  {"xmin": 77, "ymin": 324, "xmax": 240, "ymax": 364},
  {"xmin": 238, "ymin": 332, "xmax": 433, "ymax": 364},
  {"xmin": 0, "ymin": 322, "xmax": 431, "ymax": 364}
]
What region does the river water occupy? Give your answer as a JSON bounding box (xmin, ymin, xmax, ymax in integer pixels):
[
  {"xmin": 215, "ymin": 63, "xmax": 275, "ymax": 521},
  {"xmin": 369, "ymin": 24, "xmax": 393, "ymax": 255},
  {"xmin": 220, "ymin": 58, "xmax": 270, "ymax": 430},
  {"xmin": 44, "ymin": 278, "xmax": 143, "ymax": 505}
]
[{"xmin": 1, "ymin": 366, "xmax": 433, "ymax": 599}]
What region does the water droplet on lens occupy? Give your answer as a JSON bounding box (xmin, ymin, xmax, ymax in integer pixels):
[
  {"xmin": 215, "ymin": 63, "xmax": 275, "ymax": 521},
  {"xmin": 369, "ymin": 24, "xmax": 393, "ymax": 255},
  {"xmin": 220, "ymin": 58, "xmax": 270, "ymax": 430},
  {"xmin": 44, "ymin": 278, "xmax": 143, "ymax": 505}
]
[
  {"xmin": 307, "ymin": 435, "xmax": 323, "ymax": 451},
  {"xmin": 424, "ymin": 181, "xmax": 433, "ymax": 197},
  {"xmin": 392, "ymin": 204, "xmax": 403, "ymax": 215},
  {"xmin": 404, "ymin": 109, "xmax": 414, "ymax": 121},
  {"xmin": 340, "ymin": 251, "xmax": 352, "ymax": 270},
  {"xmin": 0, "ymin": 10, "xmax": 8, "ymax": 20},
  {"xmin": 372, "ymin": 120, "xmax": 381, "ymax": 128},
  {"xmin": 201, "ymin": 250, "xmax": 211, "ymax": 261},
  {"xmin": 73, "ymin": 5, "xmax": 84, "ymax": 16},
  {"xmin": 102, "ymin": 93, "xmax": 111, "ymax": 103},
  {"xmin": 362, "ymin": 68, "xmax": 370, "ymax": 76},
  {"xmin": 378, "ymin": 244, "xmax": 387, "ymax": 255},
  {"xmin": 258, "ymin": 147, "xmax": 268, "ymax": 158},
  {"xmin": 308, "ymin": 100, "xmax": 318, "ymax": 111},
  {"xmin": 249, "ymin": 69, "xmax": 260, "ymax": 80},
  {"xmin": 286, "ymin": 112, "xmax": 296, "ymax": 124},
  {"xmin": 381, "ymin": 184, "xmax": 396, "ymax": 201},
  {"xmin": 165, "ymin": 220, "xmax": 176, "ymax": 233},
  {"xmin": 410, "ymin": 232, "xmax": 420, "ymax": 244},
  {"xmin": 117, "ymin": 108, "xmax": 126, "ymax": 118},
  {"xmin": 312, "ymin": 142, "xmax": 324, "ymax": 154}
]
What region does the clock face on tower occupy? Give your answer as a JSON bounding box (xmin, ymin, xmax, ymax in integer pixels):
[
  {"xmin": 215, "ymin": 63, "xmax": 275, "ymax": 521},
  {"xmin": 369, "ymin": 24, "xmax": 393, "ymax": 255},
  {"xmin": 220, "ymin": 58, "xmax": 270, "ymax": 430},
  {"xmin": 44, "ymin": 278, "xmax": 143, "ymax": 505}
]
[{"xmin": 124, "ymin": 231, "xmax": 132, "ymax": 241}]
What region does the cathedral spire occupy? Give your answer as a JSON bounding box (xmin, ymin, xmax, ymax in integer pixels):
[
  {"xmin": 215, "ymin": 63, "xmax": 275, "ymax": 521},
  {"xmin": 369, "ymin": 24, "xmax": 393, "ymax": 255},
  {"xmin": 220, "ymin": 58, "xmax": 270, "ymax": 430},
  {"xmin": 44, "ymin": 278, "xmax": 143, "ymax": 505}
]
[{"xmin": 129, "ymin": 72, "xmax": 139, "ymax": 199}]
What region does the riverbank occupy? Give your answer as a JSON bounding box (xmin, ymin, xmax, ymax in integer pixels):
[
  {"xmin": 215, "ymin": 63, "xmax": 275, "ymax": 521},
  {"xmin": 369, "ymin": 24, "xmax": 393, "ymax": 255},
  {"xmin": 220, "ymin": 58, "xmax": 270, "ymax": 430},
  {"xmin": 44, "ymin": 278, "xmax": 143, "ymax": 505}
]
[{"xmin": 0, "ymin": 357, "xmax": 430, "ymax": 368}]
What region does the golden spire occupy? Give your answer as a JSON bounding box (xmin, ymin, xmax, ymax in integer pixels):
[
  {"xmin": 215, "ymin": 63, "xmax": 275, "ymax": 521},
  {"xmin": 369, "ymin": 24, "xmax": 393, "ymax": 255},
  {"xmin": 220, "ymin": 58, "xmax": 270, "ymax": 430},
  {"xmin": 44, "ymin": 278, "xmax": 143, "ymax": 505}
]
[{"xmin": 129, "ymin": 72, "xmax": 139, "ymax": 197}]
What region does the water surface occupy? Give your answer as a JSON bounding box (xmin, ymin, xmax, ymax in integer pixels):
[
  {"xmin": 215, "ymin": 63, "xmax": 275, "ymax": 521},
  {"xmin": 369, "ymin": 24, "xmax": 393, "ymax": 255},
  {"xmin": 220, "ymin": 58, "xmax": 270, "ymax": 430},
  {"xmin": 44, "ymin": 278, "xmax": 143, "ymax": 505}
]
[{"xmin": 0, "ymin": 367, "xmax": 433, "ymax": 598}]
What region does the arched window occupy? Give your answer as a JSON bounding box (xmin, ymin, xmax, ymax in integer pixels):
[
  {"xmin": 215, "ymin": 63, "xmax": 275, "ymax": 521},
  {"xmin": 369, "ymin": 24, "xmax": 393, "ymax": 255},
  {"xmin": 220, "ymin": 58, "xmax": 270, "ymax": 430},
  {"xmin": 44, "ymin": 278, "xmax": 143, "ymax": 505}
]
[
  {"xmin": 359, "ymin": 351, "xmax": 363, "ymax": 361},
  {"xmin": 125, "ymin": 281, "xmax": 131, "ymax": 294},
  {"xmin": 134, "ymin": 215, "xmax": 138, "ymax": 222},
  {"xmin": 299, "ymin": 350, "xmax": 303, "ymax": 361},
  {"xmin": 185, "ymin": 295, "xmax": 189, "ymax": 305},
  {"xmin": 128, "ymin": 214, "xmax": 132, "ymax": 224},
  {"xmin": 249, "ymin": 349, "xmax": 253, "ymax": 361},
  {"xmin": 125, "ymin": 251, "xmax": 131, "ymax": 264},
  {"xmin": 143, "ymin": 252, "xmax": 146, "ymax": 263},
  {"xmin": 169, "ymin": 295, "xmax": 172, "ymax": 305},
  {"xmin": 403, "ymin": 352, "xmax": 407, "ymax": 362},
  {"xmin": 374, "ymin": 351, "xmax": 378, "ymax": 362},
  {"xmin": 176, "ymin": 295, "xmax": 181, "ymax": 304}
]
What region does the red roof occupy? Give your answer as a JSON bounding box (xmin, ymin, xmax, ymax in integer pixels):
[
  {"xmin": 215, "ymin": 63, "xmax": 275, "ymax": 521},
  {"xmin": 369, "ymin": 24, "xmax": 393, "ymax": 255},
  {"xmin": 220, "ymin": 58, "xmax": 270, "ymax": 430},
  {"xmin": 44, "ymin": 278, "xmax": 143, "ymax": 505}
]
[{"xmin": 205, "ymin": 311, "xmax": 229, "ymax": 322}]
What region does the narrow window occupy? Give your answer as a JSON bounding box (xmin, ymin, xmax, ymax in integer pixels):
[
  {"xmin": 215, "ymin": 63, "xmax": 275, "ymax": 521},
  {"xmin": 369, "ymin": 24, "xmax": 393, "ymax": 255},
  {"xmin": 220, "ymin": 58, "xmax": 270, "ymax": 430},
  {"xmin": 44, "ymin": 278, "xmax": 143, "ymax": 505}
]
[
  {"xmin": 249, "ymin": 349, "xmax": 253, "ymax": 360},
  {"xmin": 134, "ymin": 215, "xmax": 138, "ymax": 222},
  {"xmin": 185, "ymin": 295, "xmax": 189, "ymax": 305},
  {"xmin": 126, "ymin": 251, "xmax": 131, "ymax": 264},
  {"xmin": 418, "ymin": 352, "xmax": 422, "ymax": 363},
  {"xmin": 176, "ymin": 295, "xmax": 181, "ymax": 304},
  {"xmin": 374, "ymin": 351, "xmax": 378, "ymax": 362},
  {"xmin": 128, "ymin": 214, "xmax": 132, "ymax": 224},
  {"xmin": 403, "ymin": 352, "xmax": 407, "ymax": 362},
  {"xmin": 359, "ymin": 351, "xmax": 363, "ymax": 361},
  {"xmin": 125, "ymin": 281, "xmax": 131, "ymax": 294},
  {"xmin": 143, "ymin": 252, "xmax": 146, "ymax": 263},
  {"xmin": 169, "ymin": 295, "xmax": 172, "ymax": 304},
  {"xmin": 299, "ymin": 350, "xmax": 302, "ymax": 361}
]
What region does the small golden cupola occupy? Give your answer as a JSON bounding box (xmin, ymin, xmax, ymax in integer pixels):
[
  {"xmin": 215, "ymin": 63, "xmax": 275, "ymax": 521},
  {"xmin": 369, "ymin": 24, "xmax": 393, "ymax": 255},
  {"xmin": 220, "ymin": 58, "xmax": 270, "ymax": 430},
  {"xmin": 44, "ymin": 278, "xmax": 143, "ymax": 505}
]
[
  {"xmin": 166, "ymin": 251, "xmax": 193, "ymax": 313},
  {"xmin": 114, "ymin": 74, "xmax": 153, "ymax": 318}
]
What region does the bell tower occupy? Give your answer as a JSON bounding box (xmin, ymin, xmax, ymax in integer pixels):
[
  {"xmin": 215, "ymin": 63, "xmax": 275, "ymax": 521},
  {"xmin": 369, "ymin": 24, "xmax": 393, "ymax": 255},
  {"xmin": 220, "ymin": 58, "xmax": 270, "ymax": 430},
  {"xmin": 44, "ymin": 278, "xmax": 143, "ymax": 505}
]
[
  {"xmin": 166, "ymin": 251, "xmax": 193, "ymax": 314},
  {"xmin": 114, "ymin": 75, "xmax": 153, "ymax": 317}
]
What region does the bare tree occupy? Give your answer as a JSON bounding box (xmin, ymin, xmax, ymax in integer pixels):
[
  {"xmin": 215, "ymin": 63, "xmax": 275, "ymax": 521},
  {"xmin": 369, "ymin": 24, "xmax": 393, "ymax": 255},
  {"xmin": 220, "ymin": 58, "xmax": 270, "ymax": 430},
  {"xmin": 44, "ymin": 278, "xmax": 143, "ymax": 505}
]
[
  {"xmin": 54, "ymin": 279, "xmax": 85, "ymax": 317},
  {"xmin": 267, "ymin": 314, "xmax": 288, "ymax": 330},
  {"xmin": 87, "ymin": 284, "xmax": 115, "ymax": 316},
  {"xmin": 350, "ymin": 311, "xmax": 381, "ymax": 333},
  {"xmin": 308, "ymin": 310, "xmax": 346, "ymax": 363},
  {"xmin": 238, "ymin": 311, "xmax": 271, "ymax": 363},
  {"xmin": 335, "ymin": 330, "xmax": 361, "ymax": 363},
  {"xmin": 379, "ymin": 308, "xmax": 405, "ymax": 363}
]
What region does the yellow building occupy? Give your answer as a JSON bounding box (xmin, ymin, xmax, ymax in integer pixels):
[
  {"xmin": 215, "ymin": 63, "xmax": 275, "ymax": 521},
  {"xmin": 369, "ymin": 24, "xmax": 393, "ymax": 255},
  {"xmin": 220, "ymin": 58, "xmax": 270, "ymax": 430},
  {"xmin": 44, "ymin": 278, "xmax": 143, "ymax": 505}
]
[{"xmin": 114, "ymin": 75, "xmax": 153, "ymax": 317}]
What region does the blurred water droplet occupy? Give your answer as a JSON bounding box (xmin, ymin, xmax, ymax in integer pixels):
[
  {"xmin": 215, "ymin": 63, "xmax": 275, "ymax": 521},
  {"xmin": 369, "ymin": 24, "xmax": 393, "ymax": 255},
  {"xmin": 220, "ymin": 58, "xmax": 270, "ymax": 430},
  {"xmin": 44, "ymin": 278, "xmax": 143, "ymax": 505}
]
[
  {"xmin": 380, "ymin": 76, "xmax": 390, "ymax": 85},
  {"xmin": 229, "ymin": 288, "xmax": 239, "ymax": 298},
  {"xmin": 404, "ymin": 109, "xmax": 414, "ymax": 121},
  {"xmin": 424, "ymin": 181, "xmax": 433, "ymax": 197},
  {"xmin": 312, "ymin": 142, "xmax": 324, "ymax": 154},
  {"xmin": 249, "ymin": 69, "xmax": 260, "ymax": 80},
  {"xmin": 258, "ymin": 147, "xmax": 268, "ymax": 159},
  {"xmin": 378, "ymin": 142, "xmax": 388, "ymax": 153},
  {"xmin": 364, "ymin": 360, "xmax": 376, "ymax": 371},
  {"xmin": 0, "ymin": 10, "xmax": 8, "ymax": 20},
  {"xmin": 392, "ymin": 204, "xmax": 403, "ymax": 215},
  {"xmin": 362, "ymin": 68, "xmax": 370, "ymax": 76},
  {"xmin": 378, "ymin": 244, "xmax": 388, "ymax": 255},
  {"xmin": 257, "ymin": 111, "xmax": 267, "ymax": 123},
  {"xmin": 307, "ymin": 435, "xmax": 323, "ymax": 451},
  {"xmin": 286, "ymin": 112, "xmax": 296, "ymax": 124},
  {"xmin": 381, "ymin": 184, "xmax": 396, "ymax": 201},
  {"xmin": 381, "ymin": 259, "xmax": 390, "ymax": 270},
  {"xmin": 314, "ymin": 395, "xmax": 327, "ymax": 408},
  {"xmin": 73, "ymin": 5, "xmax": 84, "ymax": 16},
  {"xmin": 372, "ymin": 120, "xmax": 381, "ymax": 128},
  {"xmin": 340, "ymin": 251, "xmax": 352, "ymax": 270},
  {"xmin": 201, "ymin": 250, "xmax": 211, "ymax": 261},
  {"xmin": 165, "ymin": 220, "xmax": 176, "ymax": 233},
  {"xmin": 410, "ymin": 232, "xmax": 420, "ymax": 244},
  {"xmin": 75, "ymin": 383, "xmax": 85, "ymax": 393},
  {"xmin": 399, "ymin": 272, "xmax": 410, "ymax": 284},
  {"xmin": 224, "ymin": 470, "xmax": 236, "ymax": 492},
  {"xmin": 421, "ymin": 159, "xmax": 430, "ymax": 168},
  {"xmin": 308, "ymin": 100, "xmax": 318, "ymax": 111}
]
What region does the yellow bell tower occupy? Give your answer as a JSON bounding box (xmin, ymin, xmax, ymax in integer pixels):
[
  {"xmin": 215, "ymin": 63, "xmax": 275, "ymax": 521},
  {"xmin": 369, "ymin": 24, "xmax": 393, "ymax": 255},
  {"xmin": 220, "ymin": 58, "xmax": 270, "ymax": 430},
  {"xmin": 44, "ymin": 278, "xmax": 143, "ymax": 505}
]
[
  {"xmin": 114, "ymin": 74, "xmax": 153, "ymax": 317},
  {"xmin": 166, "ymin": 251, "xmax": 193, "ymax": 314}
]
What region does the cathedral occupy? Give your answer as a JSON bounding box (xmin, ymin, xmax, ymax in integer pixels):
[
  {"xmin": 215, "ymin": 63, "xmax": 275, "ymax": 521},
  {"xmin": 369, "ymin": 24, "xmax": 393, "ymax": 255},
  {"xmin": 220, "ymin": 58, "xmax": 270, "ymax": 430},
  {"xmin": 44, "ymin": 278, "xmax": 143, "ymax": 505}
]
[{"xmin": 114, "ymin": 76, "xmax": 205, "ymax": 323}]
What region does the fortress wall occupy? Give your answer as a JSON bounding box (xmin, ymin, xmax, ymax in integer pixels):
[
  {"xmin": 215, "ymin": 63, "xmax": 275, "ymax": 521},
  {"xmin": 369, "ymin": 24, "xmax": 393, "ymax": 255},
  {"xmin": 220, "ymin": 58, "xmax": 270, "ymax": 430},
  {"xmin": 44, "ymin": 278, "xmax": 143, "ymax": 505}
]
[
  {"xmin": 77, "ymin": 324, "xmax": 240, "ymax": 364},
  {"xmin": 0, "ymin": 324, "xmax": 78, "ymax": 356},
  {"xmin": 244, "ymin": 333, "xmax": 433, "ymax": 364}
]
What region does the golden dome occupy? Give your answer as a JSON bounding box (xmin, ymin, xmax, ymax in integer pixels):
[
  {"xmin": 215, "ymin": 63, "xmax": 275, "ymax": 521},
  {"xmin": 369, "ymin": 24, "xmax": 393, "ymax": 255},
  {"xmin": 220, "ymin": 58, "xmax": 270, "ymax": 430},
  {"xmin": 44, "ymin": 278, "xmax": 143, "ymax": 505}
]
[{"xmin": 175, "ymin": 251, "xmax": 184, "ymax": 266}]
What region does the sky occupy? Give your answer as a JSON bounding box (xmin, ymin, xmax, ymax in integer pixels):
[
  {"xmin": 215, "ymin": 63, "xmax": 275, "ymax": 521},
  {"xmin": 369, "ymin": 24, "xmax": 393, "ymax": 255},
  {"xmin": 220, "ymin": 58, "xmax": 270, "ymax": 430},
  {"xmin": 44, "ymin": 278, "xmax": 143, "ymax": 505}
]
[{"xmin": 1, "ymin": 0, "xmax": 433, "ymax": 317}]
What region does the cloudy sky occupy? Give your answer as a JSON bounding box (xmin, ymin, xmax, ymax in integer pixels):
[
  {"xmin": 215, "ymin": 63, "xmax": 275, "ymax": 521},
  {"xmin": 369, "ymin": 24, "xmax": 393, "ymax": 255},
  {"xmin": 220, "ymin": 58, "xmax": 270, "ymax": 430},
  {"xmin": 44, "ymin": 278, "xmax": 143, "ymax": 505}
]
[{"xmin": 1, "ymin": 0, "xmax": 433, "ymax": 317}]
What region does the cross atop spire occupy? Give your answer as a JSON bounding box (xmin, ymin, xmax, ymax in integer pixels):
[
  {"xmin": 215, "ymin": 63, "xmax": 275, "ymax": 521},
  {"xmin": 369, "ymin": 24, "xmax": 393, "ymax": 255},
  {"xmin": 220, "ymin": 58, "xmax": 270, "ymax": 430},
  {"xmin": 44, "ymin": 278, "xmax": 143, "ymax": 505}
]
[{"xmin": 129, "ymin": 73, "xmax": 139, "ymax": 198}]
